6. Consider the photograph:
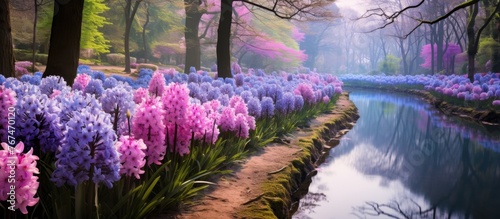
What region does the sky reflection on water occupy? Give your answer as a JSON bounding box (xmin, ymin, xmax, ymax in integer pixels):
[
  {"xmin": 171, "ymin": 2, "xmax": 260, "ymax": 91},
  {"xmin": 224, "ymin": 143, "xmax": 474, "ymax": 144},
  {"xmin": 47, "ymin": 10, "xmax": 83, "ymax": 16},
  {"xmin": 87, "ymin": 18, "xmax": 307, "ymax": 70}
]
[{"xmin": 293, "ymin": 89, "xmax": 500, "ymax": 219}]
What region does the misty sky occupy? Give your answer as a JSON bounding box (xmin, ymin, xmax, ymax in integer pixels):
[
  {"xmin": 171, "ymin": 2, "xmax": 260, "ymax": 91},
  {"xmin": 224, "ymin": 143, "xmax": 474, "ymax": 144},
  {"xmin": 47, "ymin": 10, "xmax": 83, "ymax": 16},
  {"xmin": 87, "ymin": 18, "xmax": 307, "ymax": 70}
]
[{"xmin": 336, "ymin": 0, "xmax": 369, "ymax": 14}]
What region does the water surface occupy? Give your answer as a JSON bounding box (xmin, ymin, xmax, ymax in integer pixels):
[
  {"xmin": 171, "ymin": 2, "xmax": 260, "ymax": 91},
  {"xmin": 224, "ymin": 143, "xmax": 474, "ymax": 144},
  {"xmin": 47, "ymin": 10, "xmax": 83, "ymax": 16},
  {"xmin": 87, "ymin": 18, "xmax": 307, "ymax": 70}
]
[{"xmin": 293, "ymin": 89, "xmax": 500, "ymax": 219}]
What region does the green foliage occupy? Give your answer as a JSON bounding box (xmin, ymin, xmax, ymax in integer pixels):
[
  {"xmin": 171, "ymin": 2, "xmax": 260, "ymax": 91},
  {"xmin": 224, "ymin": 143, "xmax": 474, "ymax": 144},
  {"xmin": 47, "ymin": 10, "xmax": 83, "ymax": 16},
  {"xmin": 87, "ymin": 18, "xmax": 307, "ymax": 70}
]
[
  {"xmin": 378, "ymin": 55, "xmax": 400, "ymax": 75},
  {"xmin": 248, "ymin": 119, "xmax": 278, "ymax": 149},
  {"xmin": 99, "ymin": 161, "xmax": 172, "ymax": 219},
  {"xmin": 81, "ymin": 0, "xmax": 111, "ymax": 55}
]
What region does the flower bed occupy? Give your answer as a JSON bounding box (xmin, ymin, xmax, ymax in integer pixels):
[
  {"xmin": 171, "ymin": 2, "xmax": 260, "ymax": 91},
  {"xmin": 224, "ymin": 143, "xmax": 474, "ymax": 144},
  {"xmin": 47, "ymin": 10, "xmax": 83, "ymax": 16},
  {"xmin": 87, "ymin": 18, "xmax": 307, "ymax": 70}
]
[
  {"xmin": 340, "ymin": 73, "xmax": 500, "ymax": 109},
  {"xmin": 0, "ymin": 66, "xmax": 342, "ymax": 218}
]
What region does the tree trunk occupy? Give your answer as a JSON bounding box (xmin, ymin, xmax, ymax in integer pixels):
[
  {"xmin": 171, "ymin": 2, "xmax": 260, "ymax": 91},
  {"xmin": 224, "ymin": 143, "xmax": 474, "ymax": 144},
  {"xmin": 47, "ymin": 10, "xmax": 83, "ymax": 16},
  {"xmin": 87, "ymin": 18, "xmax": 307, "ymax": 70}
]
[
  {"xmin": 142, "ymin": 3, "xmax": 150, "ymax": 63},
  {"xmin": 124, "ymin": 28, "xmax": 131, "ymax": 72},
  {"xmin": 44, "ymin": 0, "xmax": 85, "ymax": 85},
  {"xmin": 216, "ymin": 0, "xmax": 233, "ymax": 78},
  {"xmin": 124, "ymin": 0, "xmax": 142, "ymax": 73},
  {"xmin": 436, "ymin": 14, "xmax": 445, "ymax": 73},
  {"xmin": 466, "ymin": 3, "xmax": 479, "ymax": 82},
  {"xmin": 0, "ymin": 0, "xmax": 15, "ymax": 78},
  {"xmin": 124, "ymin": 0, "xmax": 132, "ymax": 73},
  {"xmin": 184, "ymin": 0, "xmax": 203, "ymax": 74},
  {"xmin": 399, "ymin": 38, "xmax": 408, "ymax": 75},
  {"xmin": 430, "ymin": 26, "xmax": 435, "ymax": 74}
]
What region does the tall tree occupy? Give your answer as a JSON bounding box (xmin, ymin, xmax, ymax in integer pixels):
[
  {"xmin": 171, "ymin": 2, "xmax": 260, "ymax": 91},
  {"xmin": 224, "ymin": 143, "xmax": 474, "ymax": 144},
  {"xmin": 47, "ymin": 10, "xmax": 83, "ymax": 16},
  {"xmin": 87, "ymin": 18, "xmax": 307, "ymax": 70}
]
[
  {"xmin": 215, "ymin": 0, "xmax": 334, "ymax": 78},
  {"xmin": 32, "ymin": 0, "xmax": 50, "ymax": 73},
  {"xmin": 0, "ymin": 0, "xmax": 15, "ymax": 78},
  {"xmin": 124, "ymin": 0, "xmax": 143, "ymax": 73},
  {"xmin": 141, "ymin": 2, "xmax": 150, "ymax": 63},
  {"xmin": 217, "ymin": 0, "xmax": 233, "ymax": 77},
  {"xmin": 184, "ymin": 0, "xmax": 204, "ymax": 73},
  {"xmin": 43, "ymin": 0, "xmax": 85, "ymax": 85}
]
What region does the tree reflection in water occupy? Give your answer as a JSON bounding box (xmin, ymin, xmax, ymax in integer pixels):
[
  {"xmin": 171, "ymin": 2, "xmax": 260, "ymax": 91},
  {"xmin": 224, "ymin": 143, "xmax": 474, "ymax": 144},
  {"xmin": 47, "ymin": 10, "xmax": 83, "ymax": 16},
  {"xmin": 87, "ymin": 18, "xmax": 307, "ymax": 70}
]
[
  {"xmin": 297, "ymin": 192, "xmax": 327, "ymax": 215},
  {"xmin": 293, "ymin": 90, "xmax": 500, "ymax": 219},
  {"xmin": 353, "ymin": 199, "xmax": 436, "ymax": 219}
]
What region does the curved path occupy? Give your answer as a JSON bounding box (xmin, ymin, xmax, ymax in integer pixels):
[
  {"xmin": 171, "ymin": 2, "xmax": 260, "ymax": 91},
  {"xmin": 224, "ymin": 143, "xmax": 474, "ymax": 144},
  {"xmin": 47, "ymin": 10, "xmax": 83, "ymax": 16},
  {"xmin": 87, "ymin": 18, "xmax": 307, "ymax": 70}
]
[{"xmin": 174, "ymin": 94, "xmax": 356, "ymax": 219}]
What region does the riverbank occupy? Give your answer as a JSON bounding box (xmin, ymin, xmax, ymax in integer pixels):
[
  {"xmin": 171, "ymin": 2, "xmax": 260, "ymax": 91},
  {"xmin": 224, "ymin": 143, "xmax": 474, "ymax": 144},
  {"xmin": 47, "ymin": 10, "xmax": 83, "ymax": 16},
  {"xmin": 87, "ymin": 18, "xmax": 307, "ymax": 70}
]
[
  {"xmin": 173, "ymin": 93, "xmax": 358, "ymax": 219},
  {"xmin": 344, "ymin": 84, "xmax": 500, "ymax": 126},
  {"xmin": 293, "ymin": 89, "xmax": 500, "ymax": 218}
]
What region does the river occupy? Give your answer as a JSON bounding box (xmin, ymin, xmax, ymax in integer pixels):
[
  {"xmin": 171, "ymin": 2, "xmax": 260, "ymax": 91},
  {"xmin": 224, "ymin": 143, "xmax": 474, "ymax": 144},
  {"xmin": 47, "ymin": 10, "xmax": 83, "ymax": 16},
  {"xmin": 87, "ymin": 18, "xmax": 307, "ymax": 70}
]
[{"xmin": 293, "ymin": 89, "xmax": 500, "ymax": 219}]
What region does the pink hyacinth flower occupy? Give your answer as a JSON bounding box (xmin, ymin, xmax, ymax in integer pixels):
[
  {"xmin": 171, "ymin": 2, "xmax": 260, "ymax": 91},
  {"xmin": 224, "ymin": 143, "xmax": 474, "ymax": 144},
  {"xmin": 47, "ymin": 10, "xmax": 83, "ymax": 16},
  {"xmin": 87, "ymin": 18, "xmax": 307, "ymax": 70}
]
[
  {"xmin": 133, "ymin": 87, "xmax": 149, "ymax": 104},
  {"xmin": 323, "ymin": 96, "xmax": 330, "ymax": 104},
  {"xmin": 148, "ymin": 72, "xmax": 166, "ymax": 97},
  {"xmin": 0, "ymin": 142, "xmax": 39, "ymax": 214},
  {"xmin": 0, "ymin": 86, "xmax": 16, "ymax": 143},
  {"xmin": 132, "ymin": 97, "xmax": 166, "ymax": 166},
  {"xmin": 115, "ymin": 136, "xmax": 147, "ymax": 179},
  {"xmin": 72, "ymin": 74, "xmax": 92, "ymax": 91}
]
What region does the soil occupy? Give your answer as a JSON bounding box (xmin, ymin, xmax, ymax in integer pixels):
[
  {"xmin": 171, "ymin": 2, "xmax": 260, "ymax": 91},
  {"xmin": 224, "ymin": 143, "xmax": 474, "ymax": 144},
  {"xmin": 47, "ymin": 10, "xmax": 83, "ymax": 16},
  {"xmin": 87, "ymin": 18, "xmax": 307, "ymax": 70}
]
[{"xmin": 166, "ymin": 95, "xmax": 357, "ymax": 219}]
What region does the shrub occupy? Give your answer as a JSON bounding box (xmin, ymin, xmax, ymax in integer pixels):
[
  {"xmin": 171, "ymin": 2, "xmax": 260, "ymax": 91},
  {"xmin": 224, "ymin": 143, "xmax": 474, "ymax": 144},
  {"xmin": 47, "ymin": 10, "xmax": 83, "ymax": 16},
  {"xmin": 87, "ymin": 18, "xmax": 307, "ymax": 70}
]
[
  {"xmin": 137, "ymin": 63, "xmax": 158, "ymax": 72},
  {"xmin": 378, "ymin": 55, "xmax": 400, "ymax": 75},
  {"xmin": 14, "ymin": 61, "xmax": 39, "ymax": 76},
  {"xmin": 14, "ymin": 49, "xmax": 32, "ymax": 61},
  {"xmin": 35, "ymin": 54, "xmax": 48, "ymax": 65},
  {"xmin": 13, "ymin": 50, "xmax": 48, "ymax": 65},
  {"xmin": 106, "ymin": 53, "xmax": 125, "ymax": 65},
  {"xmin": 15, "ymin": 63, "xmax": 30, "ymax": 77},
  {"xmin": 16, "ymin": 61, "xmax": 32, "ymax": 69},
  {"xmin": 106, "ymin": 54, "xmax": 136, "ymax": 66},
  {"xmin": 79, "ymin": 59, "xmax": 100, "ymax": 65}
]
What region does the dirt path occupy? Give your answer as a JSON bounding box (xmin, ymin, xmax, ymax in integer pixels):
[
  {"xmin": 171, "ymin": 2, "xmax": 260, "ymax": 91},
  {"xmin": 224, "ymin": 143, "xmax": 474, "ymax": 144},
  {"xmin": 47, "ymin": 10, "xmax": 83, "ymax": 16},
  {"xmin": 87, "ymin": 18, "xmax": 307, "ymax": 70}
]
[
  {"xmin": 37, "ymin": 65, "xmax": 128, "ymax": 75},
  {"xmin": 174, "ymin": 95, "xmax": 356, "ymax": 219}
]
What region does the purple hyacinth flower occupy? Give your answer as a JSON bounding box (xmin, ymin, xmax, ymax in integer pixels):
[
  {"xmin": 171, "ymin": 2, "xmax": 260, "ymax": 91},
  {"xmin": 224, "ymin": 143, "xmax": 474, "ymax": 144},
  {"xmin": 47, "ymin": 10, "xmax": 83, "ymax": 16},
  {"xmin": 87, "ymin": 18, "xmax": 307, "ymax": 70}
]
[{"xmin": 260, "ymin": 97, "xmax": 275, "ymax": 118}]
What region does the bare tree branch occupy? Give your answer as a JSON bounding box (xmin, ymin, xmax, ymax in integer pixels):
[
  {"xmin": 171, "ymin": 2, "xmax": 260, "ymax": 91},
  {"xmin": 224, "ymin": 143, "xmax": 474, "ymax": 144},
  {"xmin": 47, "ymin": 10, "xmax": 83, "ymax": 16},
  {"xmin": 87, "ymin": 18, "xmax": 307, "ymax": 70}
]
[
  {"xmin": 361, "ymin": 0, "xmax": 483, "ymax": 38},
  {"xmin": 416, "ymin": 0, "xmax": 479, "ymax": 25},
  {"xmin": 235, "ymin": 0, "xmax": 334, "ymax": 20}
]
